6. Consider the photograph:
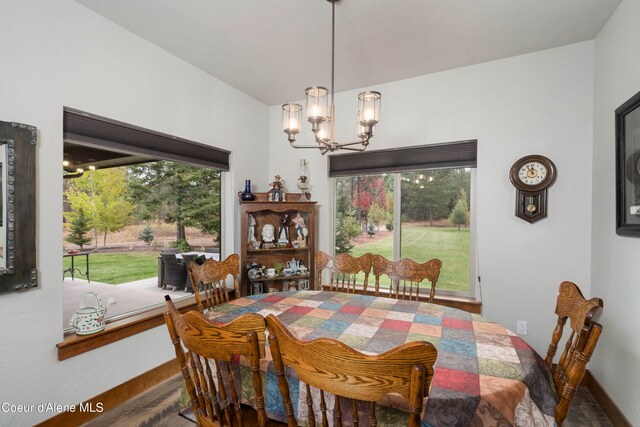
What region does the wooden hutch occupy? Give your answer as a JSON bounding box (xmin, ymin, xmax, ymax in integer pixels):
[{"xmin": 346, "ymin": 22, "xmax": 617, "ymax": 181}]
[{"xmin": 240, "ymin": 193, "xmax": 316, "ymax": 296}]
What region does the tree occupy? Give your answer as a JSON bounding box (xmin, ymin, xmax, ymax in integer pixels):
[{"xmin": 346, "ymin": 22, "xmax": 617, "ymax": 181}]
[
  {"xmin": 368, "ymin": 202, "xmax": 387, "ymax": 232},
  {"xmin": 449, "ymin": 189, "xmax": 470, "ymax": 230},
  {"xmin": 127, "ymin": 162, "xmax": 221, "ymax": 245},
  {"xmin": 66, "ymin": 207, "xmax": 92, "ymax": 249},
  {"xmin": 335, "ymin": 214, "xmax": 361, "ymax": 254},
  {"xmin": 352, "ymin": 176, "xmax": 387, "ymax": 229},
  {"xmin": 138, "ymin": 225, "xmax": 154, "ymax": 246},
  {"xmin": 65, "ymin": 168, "xmax": 134, "ymax": 247},
  {"xmin": 400, "ymin": 169, "xmax": 471, "ymax": 224},
  {"xmin": 335, "ymin": 178, "xmax": 364, "ymax": 254}
]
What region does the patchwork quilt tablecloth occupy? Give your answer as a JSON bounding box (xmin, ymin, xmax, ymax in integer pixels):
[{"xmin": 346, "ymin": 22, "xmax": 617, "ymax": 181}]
[{"xmin": 207, "ymin": 290, "xmax": 557, "ymax": 426}]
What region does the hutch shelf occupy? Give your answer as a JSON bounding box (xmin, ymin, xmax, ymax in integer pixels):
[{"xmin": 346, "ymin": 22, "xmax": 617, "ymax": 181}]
[{"xmin": 240, "ymin": 193, "xmax": 316, "ymax": 295}]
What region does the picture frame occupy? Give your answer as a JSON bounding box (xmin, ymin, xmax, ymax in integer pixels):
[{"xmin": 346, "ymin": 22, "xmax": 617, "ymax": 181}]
[
  {"xmin": 616, "ymin": 89, "xmax": 640, "ymax": 237},
  {"xmin": 0, "ymin": 121, "xmax": 38, "ymax": 293}
]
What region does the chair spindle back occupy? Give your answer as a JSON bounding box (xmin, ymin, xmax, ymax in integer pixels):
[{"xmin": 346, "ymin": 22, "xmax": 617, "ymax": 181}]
[
  {"xmin": 544, "ymin": 281, "xmax": 603, "ymax": 426},
  {"xmin": 266, "ymin": 314, "xmax": 437, "ymax": 427},
  {"xmin": 163, "ymin": 296, "xmax": 267, "ymax": 427},
  {"xmin": 316, "ymin": 251, "xmax": 373, "ymax": 294},
  {"xmin": 188, "ymin": 254, "xmax": 240, "ymax": 312},
  {"xmin": 372, "ymin": 255, "xmax": 442, "ymax": 302}
]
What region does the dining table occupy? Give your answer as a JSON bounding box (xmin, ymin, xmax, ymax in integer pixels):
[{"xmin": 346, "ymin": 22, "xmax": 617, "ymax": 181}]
[{"xmin": 206, "ymin": 290, "xmax": 557, "ymax": 426}]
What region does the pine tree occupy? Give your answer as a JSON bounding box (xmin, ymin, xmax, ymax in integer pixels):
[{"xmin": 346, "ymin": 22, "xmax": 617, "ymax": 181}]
[
  {"xmin": 138, "ymin": 225, "xmax": 155, "ymax": 246},
  {"xmin": 66, "ymin": 208, "xmax": 92, "ymax": 249},
  {"xmin": 449, "ymin": 196, "xmax": 469, "ymax": 230}
]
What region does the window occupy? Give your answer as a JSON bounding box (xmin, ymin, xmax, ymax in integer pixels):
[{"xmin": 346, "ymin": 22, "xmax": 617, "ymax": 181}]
[
  {"xmin": 62, "ymin": 108, "xmax": 228, "ymax": 334},
  {"xmin": 63, "ymin": 161, "xmax": 222, "ymax": 332},
  {"xmin": 331, "ymin": 141, "xmax": 476, "ymax": 298}
]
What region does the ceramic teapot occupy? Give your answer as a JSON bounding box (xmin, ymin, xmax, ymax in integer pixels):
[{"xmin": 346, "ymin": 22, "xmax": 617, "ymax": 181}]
[
  {"xmin": 286, "ymin": 258, "xmax": 299, "ymax": 273},
  {"xmin": 69, "ymin": 292, "xmax": 115, "ymax": 335}
]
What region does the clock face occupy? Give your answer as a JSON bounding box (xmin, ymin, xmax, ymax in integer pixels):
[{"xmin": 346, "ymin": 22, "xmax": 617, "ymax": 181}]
[
  {"xmin": 517, "ymin": 162, "xmax": 548, "ymax": 186},
  {"xmin": 509, "ymin": 154, "xmax": 556, "ymax": 192}
]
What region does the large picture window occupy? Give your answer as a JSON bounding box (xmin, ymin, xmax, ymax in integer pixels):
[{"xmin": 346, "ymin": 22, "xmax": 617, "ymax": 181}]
[
  {"xmin": 62, "ymin": 108, "xmax": 227, "ymax": 333},
  {"xmin": 331, "ymin": 141, "xmax": 476, "ymax": 298}
]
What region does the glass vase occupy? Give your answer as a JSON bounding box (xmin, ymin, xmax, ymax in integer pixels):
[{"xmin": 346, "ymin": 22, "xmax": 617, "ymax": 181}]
[{"xmin": 240, "ymin": 179, "xmax": 255, "ymax": 201}]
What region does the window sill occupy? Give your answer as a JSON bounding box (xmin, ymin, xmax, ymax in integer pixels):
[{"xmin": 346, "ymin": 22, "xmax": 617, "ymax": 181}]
[
  {"xmin": 432, "ymin": 295, "xmax": 482, "ymax": 314},
  {"xmin": 57, "ymin": 297, "xmax": 199, "ymax": 361}
]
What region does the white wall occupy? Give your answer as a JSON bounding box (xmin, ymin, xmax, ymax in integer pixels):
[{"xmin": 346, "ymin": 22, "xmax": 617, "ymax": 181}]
[
  {"xmin": 592, "ymin": 0, "xmax": 640, "ymax": 423},
  {"xmin": 269, "ymin": 42, "xmax": 595, "ymax": 356},
  {"xmin": 0, "ymin": 1, "xmax": 268, "ymax": 425}
]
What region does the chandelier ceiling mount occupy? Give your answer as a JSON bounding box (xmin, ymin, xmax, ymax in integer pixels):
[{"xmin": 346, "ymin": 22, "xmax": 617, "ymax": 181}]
[{"xmin": 282, "ymin": 0, "xmax": 381, "ymax": 155}]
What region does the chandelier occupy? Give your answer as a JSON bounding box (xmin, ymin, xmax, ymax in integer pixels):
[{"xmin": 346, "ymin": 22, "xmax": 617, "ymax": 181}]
[{"xmin": 281, "ymin": 0, "xmax": 381, "ymax": 155}]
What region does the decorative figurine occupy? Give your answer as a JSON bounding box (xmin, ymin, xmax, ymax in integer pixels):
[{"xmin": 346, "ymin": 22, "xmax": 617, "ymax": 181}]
[
  {"xmin": 261, "ymin": 223, "xmax": 275, "ymax": 249},
  {"xmin": 291, "ymin": 212, "xmax": 308, "ymax": 248},
  {"xmin": 278, "ymin": 213, "xmax": 290, "ymax": 244},
  {"xmin": 247, "ymin": 214, "xmax": 259, "ymax": 249},
  {"xmin": 269, "ymin": 175, "xmax": 286, "ymax": 201}
]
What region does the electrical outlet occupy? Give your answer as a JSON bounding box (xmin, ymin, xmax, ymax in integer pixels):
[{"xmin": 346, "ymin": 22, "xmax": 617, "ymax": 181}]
[{"xmin": 516, "ymin": 320, "xmax": 527, "ymax": 335}]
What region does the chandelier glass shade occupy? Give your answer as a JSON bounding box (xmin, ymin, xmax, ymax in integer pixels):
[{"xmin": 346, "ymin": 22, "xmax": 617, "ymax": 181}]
[{"xmin": 282, "ymin": 0, "xmax": 381, "ymax": 155}]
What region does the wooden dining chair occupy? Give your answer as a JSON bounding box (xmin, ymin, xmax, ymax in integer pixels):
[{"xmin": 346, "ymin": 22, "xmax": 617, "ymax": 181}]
[
  {"xmin": 164, "ymin": 295, "xmax": 268, "ymax": 427},
  {"xmin": 545, "ymin": 281, "xmax": 603, "ymax": 426},
  {"xmin": 188, "ymin": 254, "xmax": 240, "ymax": 312},
  {"xmin": 372, "ymin": 255, "xmax": 442, "ymax": 302},
  {"xmin": 266, "ymin": 314, "xmax": 437, "ymax": 427},
  {"xmin": 316, "ymin": 251, "xmax": 373, "ymax": 294}
]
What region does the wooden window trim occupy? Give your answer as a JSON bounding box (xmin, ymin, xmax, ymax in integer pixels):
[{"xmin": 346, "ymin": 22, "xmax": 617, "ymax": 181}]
[{"xmin": 56, "ymin": 297, "xmax": 199, "ymax": 361}]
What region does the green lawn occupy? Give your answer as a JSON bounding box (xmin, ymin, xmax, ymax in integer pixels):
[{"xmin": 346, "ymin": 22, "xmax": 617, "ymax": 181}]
[
  {"xmin": 63, "ymin": 252, "xmax": 159, "ymax": 284},
  {"xmin": 351, "ymin": 226, "xmax": 470, "ymax": 292}
]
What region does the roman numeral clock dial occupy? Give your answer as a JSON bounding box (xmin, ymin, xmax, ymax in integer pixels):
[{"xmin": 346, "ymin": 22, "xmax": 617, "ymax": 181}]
[{"xmin": 509, "ymin": 155, "xmax": 557, "ymax": 223}]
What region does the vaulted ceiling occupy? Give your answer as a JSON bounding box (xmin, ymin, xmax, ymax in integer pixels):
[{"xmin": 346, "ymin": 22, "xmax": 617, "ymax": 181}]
[{"xmin": 76, "ymin": 0, "xmax": 620, "ymax": 106}]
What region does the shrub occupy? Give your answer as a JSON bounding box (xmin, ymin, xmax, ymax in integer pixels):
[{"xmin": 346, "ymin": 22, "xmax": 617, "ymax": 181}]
[
  {"xmin": 170, "ymin": 239, "xmax": 191, "ymax": 252},
  {"xmin": 366, "ymin": 224, "xmax": 377, "ymax": 237},
  {"xmin": 138, "ymin": 225, "xmax": 155, "ymax": 246}
]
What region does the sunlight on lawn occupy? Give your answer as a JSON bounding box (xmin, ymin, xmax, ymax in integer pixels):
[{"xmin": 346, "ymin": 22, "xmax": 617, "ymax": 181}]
[
  {"xmin": 351, "ymin": 226, "xmax": 469, "ymax": 292},
  {"xmin": 63, "ymin": 252, "xmax": 159, "ymax": 284}
]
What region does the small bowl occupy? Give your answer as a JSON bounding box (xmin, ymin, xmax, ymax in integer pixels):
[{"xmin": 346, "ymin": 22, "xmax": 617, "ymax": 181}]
[{"xmin": 283, "ymin": 268, "xmax": 294, "ymax": 276}]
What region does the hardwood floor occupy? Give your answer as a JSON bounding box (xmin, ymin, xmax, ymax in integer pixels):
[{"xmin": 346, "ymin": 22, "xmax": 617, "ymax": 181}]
[
  {"xmin": 565, "ymin": 386, "xmax": 614, "ymax": 427},
  {"xmin": 81, "ymin": 375, "xmax": 191, "ymax": 427},
  {"xmin": 82, "ymin": 374, "xmax": 613, "ymax": 426}
]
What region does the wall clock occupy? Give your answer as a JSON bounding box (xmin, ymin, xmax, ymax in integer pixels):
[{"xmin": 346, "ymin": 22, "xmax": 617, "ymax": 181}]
[{"xmin": 509, "ymin": 155, "xmax": 557, "ymax": 223}]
